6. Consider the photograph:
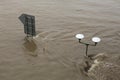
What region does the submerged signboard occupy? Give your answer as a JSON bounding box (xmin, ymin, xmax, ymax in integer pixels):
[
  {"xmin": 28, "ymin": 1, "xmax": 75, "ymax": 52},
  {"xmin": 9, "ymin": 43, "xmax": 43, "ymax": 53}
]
[{"xmin": 19, "ymin": 14, "xmax": 36, "ymax": 37}]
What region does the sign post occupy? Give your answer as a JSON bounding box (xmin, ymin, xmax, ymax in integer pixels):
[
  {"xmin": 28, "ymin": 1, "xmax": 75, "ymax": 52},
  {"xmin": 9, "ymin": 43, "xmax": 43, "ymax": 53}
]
[{"xmin": 19, "ymin": 14, "xmax": 36, "ymax": 37}]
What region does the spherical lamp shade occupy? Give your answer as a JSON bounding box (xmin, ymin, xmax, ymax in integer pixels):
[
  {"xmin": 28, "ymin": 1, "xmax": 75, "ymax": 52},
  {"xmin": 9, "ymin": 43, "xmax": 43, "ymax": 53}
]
[
  {"xmin": 92, "ymin": 37, "xmax": 101, "ymax": 43},
  {"xmin": 75, "ymin": 34, "xmax": 84, "ymax": 39}
]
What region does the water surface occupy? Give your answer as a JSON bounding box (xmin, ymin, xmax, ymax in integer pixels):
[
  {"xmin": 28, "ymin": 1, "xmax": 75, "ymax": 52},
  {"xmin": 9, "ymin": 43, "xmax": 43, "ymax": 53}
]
[{"xmin": 0, "ymin": 0, "xmax": 120, "ymax": 80}]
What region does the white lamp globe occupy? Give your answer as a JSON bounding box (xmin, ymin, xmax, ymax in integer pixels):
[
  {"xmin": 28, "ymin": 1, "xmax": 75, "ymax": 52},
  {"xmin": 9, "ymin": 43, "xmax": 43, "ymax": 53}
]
[
  {"xmin": 92, "ymin": 37, "xmax": 101, "ymax": 43},
  {"xmin": 75, "ymin": 34, "xmax": 84, "ymax": 39}
]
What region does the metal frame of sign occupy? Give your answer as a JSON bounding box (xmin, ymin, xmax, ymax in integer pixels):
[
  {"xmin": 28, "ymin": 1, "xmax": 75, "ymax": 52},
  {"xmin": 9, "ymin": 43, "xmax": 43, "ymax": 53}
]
[
  {"xmin": 24, "ymin": 14, "xmax": 36, "ymax": 37},
  {"xmin": 19, "ymin": 14, "xmax": 36, "ymax": 37}
]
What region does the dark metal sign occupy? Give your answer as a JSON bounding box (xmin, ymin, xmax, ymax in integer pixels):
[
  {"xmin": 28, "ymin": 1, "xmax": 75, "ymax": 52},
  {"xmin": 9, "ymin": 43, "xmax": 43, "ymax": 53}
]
[{"xmin": 19, "ymin": 14, "xmax": 36, "ymax": 37}]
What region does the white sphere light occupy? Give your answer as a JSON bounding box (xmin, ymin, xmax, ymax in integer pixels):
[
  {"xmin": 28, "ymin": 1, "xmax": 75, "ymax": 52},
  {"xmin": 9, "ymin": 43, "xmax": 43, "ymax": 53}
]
[
  {"xmin": 92, "ymin": 37, "xmax": 101, "ymax": 43},
  {"xmin": 75, "ymin": 34, "xmax": 84, "ymax": 39}
]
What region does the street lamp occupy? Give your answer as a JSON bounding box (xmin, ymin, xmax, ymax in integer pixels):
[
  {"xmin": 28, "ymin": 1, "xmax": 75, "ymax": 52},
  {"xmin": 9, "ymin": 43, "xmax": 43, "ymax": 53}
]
[{"xmin": 75, "ymin": 34, "xmax": 101, "ymax": 57}]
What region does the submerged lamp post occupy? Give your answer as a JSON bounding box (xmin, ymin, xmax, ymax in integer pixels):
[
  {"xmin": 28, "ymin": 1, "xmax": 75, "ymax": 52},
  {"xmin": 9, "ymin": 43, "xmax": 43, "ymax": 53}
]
[{"xmin": 75, "ymin": 34, "xmax": 101, "ymax": 56}]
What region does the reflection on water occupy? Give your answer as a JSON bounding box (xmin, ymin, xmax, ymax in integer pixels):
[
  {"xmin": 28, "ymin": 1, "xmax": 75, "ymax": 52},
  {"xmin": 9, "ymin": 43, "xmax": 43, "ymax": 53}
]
[{"xmin": 23, "ymin": 37, "xmax": 38, "ymax": 56}]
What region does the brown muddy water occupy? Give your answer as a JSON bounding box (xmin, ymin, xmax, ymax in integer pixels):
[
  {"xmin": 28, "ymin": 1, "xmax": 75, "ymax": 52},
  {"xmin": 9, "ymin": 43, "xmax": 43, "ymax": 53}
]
[{"xmin": 0, "ymin": 0, "xmax": 120, "ymax": 80}]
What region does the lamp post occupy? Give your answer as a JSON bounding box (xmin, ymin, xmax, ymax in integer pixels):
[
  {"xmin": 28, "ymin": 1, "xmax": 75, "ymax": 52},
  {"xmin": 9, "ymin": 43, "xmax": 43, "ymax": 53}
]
[{"xmin": 75, "ymin": 34, "xmax": 101, "ymax": 57}]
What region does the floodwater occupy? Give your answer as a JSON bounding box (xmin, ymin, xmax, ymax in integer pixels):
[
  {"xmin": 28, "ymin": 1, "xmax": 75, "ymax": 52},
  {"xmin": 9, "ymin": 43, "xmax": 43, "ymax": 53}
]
[{"xmin": 0, "ymin": 0, "xmax": 120, "ymax": 80}]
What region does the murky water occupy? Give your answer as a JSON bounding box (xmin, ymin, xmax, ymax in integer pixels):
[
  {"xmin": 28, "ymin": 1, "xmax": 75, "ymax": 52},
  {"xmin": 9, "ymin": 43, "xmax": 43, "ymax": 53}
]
[{"xmin": 0, "ymin": 0, "xmax": 120, "ymax": 80}]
